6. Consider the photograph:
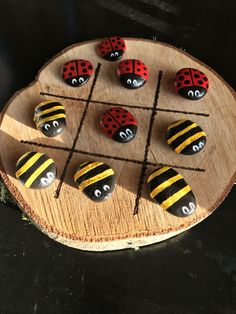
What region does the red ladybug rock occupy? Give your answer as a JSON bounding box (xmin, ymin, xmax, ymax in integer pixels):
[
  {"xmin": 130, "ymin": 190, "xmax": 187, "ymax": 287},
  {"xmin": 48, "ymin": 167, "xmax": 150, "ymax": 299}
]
[
  {"xmin": 100, "ymin": 107, "xmax": 138, "ymax": 143},
  {"xmin": 61, "ymin": 59, "xmax": 93, "ymax": 87},
  {"xmin": 117, "ymin": 59, "xmax": 148, "ymax": 89},
  {"xmin": 98, "ymin": 36, "xmax": 126, "ymax": 61},
  {"xmin": 174, "ymin": 68, "xmax": 209, "ymax": 100}
]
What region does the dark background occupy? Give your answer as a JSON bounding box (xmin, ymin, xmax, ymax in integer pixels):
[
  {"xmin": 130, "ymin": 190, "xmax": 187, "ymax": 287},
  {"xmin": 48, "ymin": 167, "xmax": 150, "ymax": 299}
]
[{"xmin": 0, "ymin": 1, "xmax": 236, "ymax": 313}]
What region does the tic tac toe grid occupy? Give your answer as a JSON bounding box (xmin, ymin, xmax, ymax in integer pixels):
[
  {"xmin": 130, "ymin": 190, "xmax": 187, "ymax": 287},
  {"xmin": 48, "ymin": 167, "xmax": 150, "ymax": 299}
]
[{"xmin": 21, "ymin": 62, "xmax": 207, "ymax": 215}]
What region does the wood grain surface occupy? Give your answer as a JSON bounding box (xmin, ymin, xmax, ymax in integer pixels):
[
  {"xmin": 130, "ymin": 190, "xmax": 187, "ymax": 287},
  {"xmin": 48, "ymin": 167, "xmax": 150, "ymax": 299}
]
[{"xmin": 0, "ymin": 38, "xmax": 235, "ymax": 251}]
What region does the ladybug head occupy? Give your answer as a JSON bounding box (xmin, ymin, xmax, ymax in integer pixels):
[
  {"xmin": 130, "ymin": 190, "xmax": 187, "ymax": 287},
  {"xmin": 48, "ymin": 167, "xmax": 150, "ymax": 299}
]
[
  {"xmin": 113, "ymin": 124, "xmax": 137, "ymax": 143},
  {"xmin": 178, "ymin": 85, "xmax": 207, "ymax": 100},
  {"xmin": 65, "ymin": 75, "xmax": 90, "ymax": 87},
  {"xmin": 119, "ymin": 73, "xmax": 146, "ymax": 89},
  {"xmin": 39, "ymin": 118, "xmax": 66, "ymax": 137},
  {"xmin": 104, "ymin": 50, "xmax": 123, "ymax": 61},
  {"xmin": 84, "ymin": 177, "xmax": 114, "ymax": 202}
]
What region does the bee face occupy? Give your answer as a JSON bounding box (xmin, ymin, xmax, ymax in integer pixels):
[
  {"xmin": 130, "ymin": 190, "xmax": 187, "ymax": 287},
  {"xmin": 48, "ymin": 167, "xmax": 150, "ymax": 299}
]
[
  {"xmin": 40, "ymin": 119, "xmax": 66, "ymax": 137},
  {"xmin": 74, "ymin": 161, "xmax": 115, "ymax": 202}
]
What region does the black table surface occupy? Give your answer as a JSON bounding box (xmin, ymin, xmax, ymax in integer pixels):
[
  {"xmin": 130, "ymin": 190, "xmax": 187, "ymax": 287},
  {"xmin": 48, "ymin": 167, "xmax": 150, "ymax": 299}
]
[{"xmin": 0, "ymin": 1, "xmax": 236, "ymax": 313}]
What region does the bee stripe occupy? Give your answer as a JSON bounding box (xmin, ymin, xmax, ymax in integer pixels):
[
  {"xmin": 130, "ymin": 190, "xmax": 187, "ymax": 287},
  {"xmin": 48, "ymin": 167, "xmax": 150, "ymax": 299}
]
[
  {"xmin": 167, "ymin": 119, "xmax": 186, "ymax": 131},
  {"xmin": 24, "ymin": 159, "xmax": 54, "ymax": 188},
  {"xmin": 78, "ymin": 169, "xmax": 114, "ymax": 191},
  {"xmin": 167, "ymin": 123, "xmax": 197, "ymax": 144},
  {"xmin": 175, "ymin": 131, "xmax": 206, "ymax": 153},
  {"xmin": 161, "ymin": 185, "xmax": 191, "ymax": 210},
  {"xmin": 34, "ymin": 106, "xmax": 64, "ymax": 120},
  {"xmin": 36, "ymin": 113, "xmax": 66, "ymax": 128},
  {"xmin": 147, "ymin": 166, "xmax": 170, "ymax": 183},
  {"xmin": 16, "ymin": 152, "xmax": 44, "ymax": 178},
  {"xmin": 150, "ymin": 174, "xmax": 182, "ymax": 199},
  {"xmin": 36, "ymin": 100, "xmax": 57, "ymax": 109},
  {"xmin": 74, "ymin": 162, "xmax": 104, "ymax": 182},
  {"xmin": 16, "ymin": 152, "xmax": 32, "ymax": 164}
]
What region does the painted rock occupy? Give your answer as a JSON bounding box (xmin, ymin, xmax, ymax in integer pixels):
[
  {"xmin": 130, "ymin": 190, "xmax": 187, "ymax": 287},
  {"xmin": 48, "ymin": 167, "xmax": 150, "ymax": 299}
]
[
  {"xmin": 174, "ymin": 68, "xmax": 209, "ymax": 100},
  {"xmin": 61, "ymin": 59, "xmax": 93, "ymax": 87},
  {"xmin": 100, "ymin": 107, "xmax": 138, "ymax": 143},
  {"xmin": 34, "ymin": 100, "xmax": 66, "ymax": 137},
  {"xmin": 74, "ymin": 161, "xmax": 115, "ymax": 202},
  {"xmin": 15, "ymin": 152, "xmax": 56, "ymax": 189},
  {"xmin": 167, "ymin": 119, "xmax": 206, "ymax": 155},
  {"xmin": 117, "ymin": 59, "xmax": 148, "ymax": 89},
  {"xmin": 98, "ymin": 36, "xmax": 126, "ymax": 61},
  {"xmin": 147, "ymin": 166, "xmax": 196, "ymax": 217}
]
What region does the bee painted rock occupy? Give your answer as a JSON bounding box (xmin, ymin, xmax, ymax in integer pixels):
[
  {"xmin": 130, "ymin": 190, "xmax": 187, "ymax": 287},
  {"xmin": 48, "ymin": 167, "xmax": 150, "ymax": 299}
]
[
  {"xmin": 167, "ymin": 119, "xmax": 206, "ymax": 155},
  {"xmin": 117, "ymin": 59, "xmax": 148, "ymax": 89},
  {"xmin": 34, "ymin": 100, "xmax": 66, "ymax": 137},
  {"xmin": 147, "ymin": 166, "xmax": 196, "ymax": 217},
  {"xmin": 61, "ymin": 59, "xmax": 93, "ymax": 87},
  {"xmin": 98, "ymin": 36, "xmax": 126, "ymax": 61},
  {"xmin": 100, "ymin": 107, "xmax": 138, "ymax": 143},
  {"xmin": 174, "ymin": 68, "xmax": 209, "ymax": 100},
  {"xmin": 15, "ymin": 152, "xmax": 56, "ymax": 189},
  {"xmin": 74, "ymin": 161, "xmax": 115, "ymax": 202}
]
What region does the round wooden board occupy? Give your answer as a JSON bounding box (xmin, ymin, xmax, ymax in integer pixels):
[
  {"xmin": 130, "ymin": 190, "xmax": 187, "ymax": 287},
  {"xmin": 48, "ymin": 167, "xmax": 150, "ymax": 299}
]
[{"xmin": 0, "ymin": 38, "xmax": 236, "ymax": 251}]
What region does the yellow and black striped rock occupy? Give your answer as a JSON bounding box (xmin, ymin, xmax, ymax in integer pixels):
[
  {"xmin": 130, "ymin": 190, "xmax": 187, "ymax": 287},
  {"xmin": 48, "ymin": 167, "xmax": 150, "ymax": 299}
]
[
  {"xmin": 166, "ymin": 119, "xmax": 206, "ymax": 155},
  {"xmin": 34, "ymin": 100, "xmax": 66, "ymax": 137},
  {"xmin": 74, "ymin": 161, "xmax": 115, "ymax": 202},
  {"xmin": 15, "ymin": 152, "xmax": 56, "ymax": 189},
  {"xmin": 147, "ymin": 166, "xmax": 196, "ymax": 217}
]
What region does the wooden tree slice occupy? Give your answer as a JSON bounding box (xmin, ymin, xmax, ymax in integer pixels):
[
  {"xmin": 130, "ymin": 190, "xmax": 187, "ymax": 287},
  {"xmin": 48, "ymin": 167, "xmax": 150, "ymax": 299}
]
[{"xmin": 0, "ymin": 38, "xmax": 235, "ymax": 251}]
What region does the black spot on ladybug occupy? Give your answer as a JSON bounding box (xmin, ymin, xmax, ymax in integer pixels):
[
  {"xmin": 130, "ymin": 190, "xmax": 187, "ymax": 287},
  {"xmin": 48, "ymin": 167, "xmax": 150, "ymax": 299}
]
[
  {"xmin": 122, "ymin": 44, "xmax": 125, "ymax": 47},
  {"xmin": 137, "ymin": 62, "xmax": 141, "ymax": 65},
  {"xmin": 198, "ymin": 80, "xmax": 203, "ymax": 85},
  {"xmin": 70, "ymin": 66, "xmax": 75, "ymax": 71},
  {"xmin": 112, "ymin": 124, "xmax": 116, "ymax": 128},
  {"xmin": 115, "ymin": 109, "xmax": 120, "ymax": 112},
  {"xmin": 108, "ymin": 117, "xmax": 112, "ymax": 122},
  {"xmin": 63, "ymin": 68, "xmax": 67, "ymax": 72},
  {"xmin": 68, "ymin": 72, "xmax": 73, "ymax": 76},
  {"xmin": 121, "ymin": 120, "xmax": 126, "ymax": 124},
  {"xmin": 137, "ymin": 69, "xmax": 141, "ymax": 72},
  {"xmin": 81, "ymin": 62, "xmax": 86, "ymax": 66},
  {"xmin": 82, "ymin": 69, "xmax": 87, "ymax": 73},
  {"xmin": 203, "ymin": 77, "xmax": 208, "ymax": 81},
  {"xmin": 125, "ymin": 61, "xmax": 129, "ymax": 65},
  {"xmin": 129, "ymin": 118, "xmax": 134, "ymax": 122},
  {"xmin": 118, "ymin": 41, "xmax": 121, "ymax": 44},
  {"xmin": 116, "ymin": 115, "xmax": 120, "ymax": 118},
  {"xmin": 126, "ymin": 67, "xmax": 130, "ymax": 71},
  {"xmin": 184, "ymin": 80, "xmax": 190, "ymax": 84},
  {"xmin": 184, "ymin": 71, "xmax": 189, "ymax": 75},
  {"xmin": 122, "ymin": 115, "xmax": 127, "ymax": 118},
  {"xmin": 178, "ymin": 76, "xmax": 184, "ymax": 81},
  {"xmin": 144, "ymin": 67, "xmax": 147, "ymax": 71},
  {"xmin": 206, "ymin": 84, "xmax": 209, "ymax": 88},
  {"xmin": 194, "ymin": 74, "xmax": 200, "ymax": 78},
  {"xmin": 104, "ymin": 124, "xmax": 108, "ymax": 128},
  {"xmin": 115, "ymin": 45, "xmax": 118, "ymax": 49},
  {"xmin": 112, "ymin": 39, "xmax": 115, "ymax": 42},
  {"xmin": 88, "ymin": 65, "xmax": 93, "ymax": 70}
]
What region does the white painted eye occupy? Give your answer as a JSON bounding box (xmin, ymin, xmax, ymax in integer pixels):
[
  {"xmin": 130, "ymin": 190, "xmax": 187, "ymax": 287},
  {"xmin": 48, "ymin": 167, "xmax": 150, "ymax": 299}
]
[
  {"xmin": 127, "ymin": 79, "xmax": 132, "ymax": 84},
  {"xmin": 188, "ymin": 90, "xmax": 194, "ymax": 97},
  {"xmin": 94, "ymin": 189, "xmax": 102, "ymax": 197},
  {"xmin": 133, "ymin": 79, "xmax": 137, "ymax": 85},
  {"xmin": 40, "ymin": 177, "xmax": 48, "ymax": 185},
  {"xmin": 52, "ymin": 120, "xmax": 59, "ymax": 127},
  {"xmin": 115, "ymin": 52, "xmax": 119, "ymax": 56},
  {"xmin": 189, "ymin": 202, "xmax": 196, "ymax": 211},
  {"xmin": 198, "ymin": 141, "xmax": 204, "ymax": 148},
  {"xmin": 193, "ymin": 145, "xmax": 199, "ymax": 152},
  {"xmin": 119, "ymin": 131, "xmax": 127, "ymax": 139},
  {"xmin": 44, "ymin": 123, "xmax": 51, "ymax": 131},
  {"xmin": 182, "ymin": 206, "xmax": 191, "ymax": 215},
  {"xmin": 79, "ymin": 77, "xmax": 84, "ymax": 83},
  {"xmin": 103, "ymin": 184, "xmax": 110, "ymax": 191},
  {"xmin": 110, "ymin": 53, "xmax": 114, "ymax": 57},
  {"xmin": 72, "ymin": 78, "xmax": 77, "ymax": 85},
  {"xmin": 47, "ymin": 172, "xmax": 54, "ymax": 180},
  {"xmin": 195, "ymin": 90, "xmax": 200, "ymax": 97},
  {"xmin": 126, "ymin": 128, "xmax": 133, "ymax": 136}
]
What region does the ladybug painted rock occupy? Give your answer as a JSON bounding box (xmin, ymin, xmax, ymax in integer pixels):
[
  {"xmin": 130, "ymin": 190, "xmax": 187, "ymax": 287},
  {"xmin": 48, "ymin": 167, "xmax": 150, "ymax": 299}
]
[
  {"xmin": 174, "ymin": 68, "xmax": 209, "ymax": 100},
  {"xmin": 117, "ymin": 59, "xmax": 148, "ymax": 89},
  {"xmin": 100, "ymin": 107, "xmax": 138, "ymax": 143},
  {"xmin": 166, "ymin": 119, "xmax": 207, "ymax": 155},
  {"xmin": 147, "ymin": 166, "xmax": 197, "ymax": 217},
  {"xmin": 34, "ymin": 100, "xmax": 66, "ymax": 138},
  {"xmin": 61, "ymin": 59, "xmax": 93, "ymax": 87},
  {"xmin": 74, "ymin": 161, "xmax": 115, "ymax": 202},
  {"xmin": 98, "ymin": 36, "xmax": 126, "ymax": 61}
]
